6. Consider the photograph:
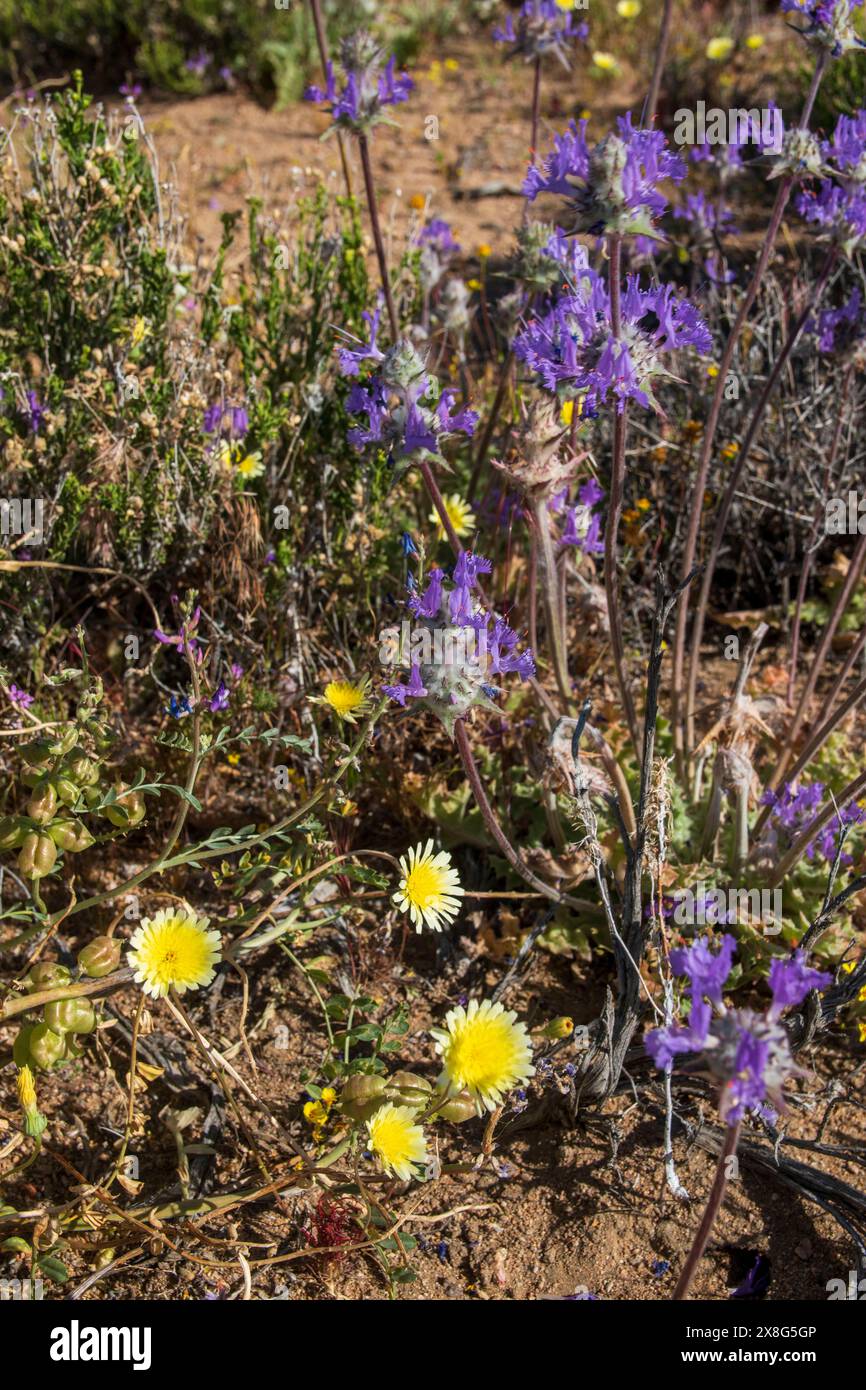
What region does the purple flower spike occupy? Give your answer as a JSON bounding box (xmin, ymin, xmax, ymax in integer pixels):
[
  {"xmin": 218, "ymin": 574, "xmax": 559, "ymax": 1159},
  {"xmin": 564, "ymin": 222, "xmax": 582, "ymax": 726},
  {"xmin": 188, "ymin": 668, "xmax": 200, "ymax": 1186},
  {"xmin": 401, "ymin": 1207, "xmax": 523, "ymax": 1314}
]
[
  {"xmin": 493, "ymin": 0, "xmax": 589, "ymax": 68},
  {"xmin": 305, "ymin": 33, "xmax": 413, "ymax": 135},
  {"xmin": 767, "ymin": 951, "xmax": 832, "ymax": 1018}
]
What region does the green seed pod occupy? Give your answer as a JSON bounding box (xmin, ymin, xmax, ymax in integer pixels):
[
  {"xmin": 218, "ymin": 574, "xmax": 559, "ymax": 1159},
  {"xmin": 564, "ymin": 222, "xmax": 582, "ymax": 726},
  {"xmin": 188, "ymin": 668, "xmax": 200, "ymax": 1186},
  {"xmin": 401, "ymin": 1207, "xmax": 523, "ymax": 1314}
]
[
  {"xmin": 340, "ymin": 1073, "xmax": 388, "ymax": 1121},
  {"xmin": 52, "ymin": 776, "xmax": 82, "ymax": 808},
  {"xmin": 47, "ymin": 819, "xmax": 95, "ymax": 853},
  {"xmin": 64, "ymin": 754, "xmax": 100, "ymax": 787},
  {"xmin": 18, "ymin": 832, "xmax": 58, "ymax": 879},
  {"xmin": 25, "ymin": 962, "xmax": 72, "ymax": 992},
  {"xmin": 28, "ymin": 1024, "xmax": 66, "ymax": 1070},
  {"xmin": 0, "ymin": 816, "xmax": 28, "ymax": 851},
  {"xmin": 103, "ymin": 785, "xmax": 146, "ymax": 828},
  {"xmin": 49, "ymin": 726, "xmax": 79, "ymax": 758},
  {"xmin": 78, "ymin": 935, "xmax": 121, "ymax": 978},
  {"xmin": 26, "ymin": 779, "xmax": 58, "ymax": 826},
  {"xmin": 44, "ymin": 998, "xmax": 96, "ymax": 1035},
  {"xmin": 20, "ymin": 738, "xmax": 54, "ymax": 769},
  {"xmin": 82, "ymin": 786, "xmax": 102, "ymax": 810},
  {"xmin": 435, "ymin": 1087, "xmax": 477, "ymax": 1123},
  {"xmin": 384, "ymin": 1071, "xmax": 433, "ymax": 1109},
  {"xmin": 12, "ymin": 1025, "xmax": 35, "ymax": 1067},
  {"xmin": 21, "ymin": 770, "xmax": 40, "ymax": 790}
]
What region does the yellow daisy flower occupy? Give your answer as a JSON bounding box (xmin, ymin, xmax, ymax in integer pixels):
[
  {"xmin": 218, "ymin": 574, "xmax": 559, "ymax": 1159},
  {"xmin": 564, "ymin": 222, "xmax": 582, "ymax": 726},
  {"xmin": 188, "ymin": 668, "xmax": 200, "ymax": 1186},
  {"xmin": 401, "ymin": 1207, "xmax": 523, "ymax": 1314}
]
[
  {"xmin": 366, "ymin": 1102, "xmax": 428, "ymax": 1181},
  {"xmin": 477, "ymin": 243, "xmax": 492, "ymax": 259},
  {"xmin": 127, "ymin": 907, "xmax": 221, "ymax": 999},
  {"xmin": 130, "ymin": 316, "xmax": 149, "ymax": 348},
  {"xmin": 561, "ymin": 399, "xmax": 574, "ymax": 426},
  {"xmin": 319, "ymin": 677, "xmax": 370, "ymax": 724},
  {"xmin": 235, "ymin": 450, "xmax": 264, "ymax": 480},
  {"xmin": 410, "ymin": 193, "xmax": 426, "ymax": 211},
  {"xmin": 617, "ymin": 0, "xmax": 641, "ymax": 16},
  {"xmin": 16, "ymin": 1064, "xmax": 37, "ymax": 1113},
  {"xmin": 859, "ymin": 1019, "xmax": 866, "ymax": 1043},
  {"xmin": 706, "ymin": 36, "xmax": 734, "ymax": 61},
  {"xmin": 432, "ymin": 998, "xmax": 534, "ymax": 1114},
  {"xmin": 745, "ymin": 33, "xmax": 764, "ymax": 50},
  {"xmin": 393, "ymin": 840, "xmax": 464, "ymax": 933},
  {"xmin": 430, "ymin": 493, "xmax": 475, "ymax": 541},
  {"xmin": 592, "ymin": 51, "xmax": 619, "ymax": 73}
]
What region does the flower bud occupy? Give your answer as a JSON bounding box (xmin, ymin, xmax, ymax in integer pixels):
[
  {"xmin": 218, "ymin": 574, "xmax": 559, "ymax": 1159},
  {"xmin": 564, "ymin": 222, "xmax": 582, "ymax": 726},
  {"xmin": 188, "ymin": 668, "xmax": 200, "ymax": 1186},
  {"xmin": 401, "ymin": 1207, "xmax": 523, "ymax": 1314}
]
[
  {"xmin": 48, "ymin": 819, "xmax": 95, "ymax": 853},
  {"xmin": 434, "ymin": 1086, "xmax": 477, "ymax": 1123},
  {"xmin": 103, "ymin": 785, "xmax": 146, "ymax": 827},
  {"xmin": 384, "ymin": 1071, "xmax": 433, "ymax": 1109},
  {"xmin": 44, "ymin": 998, "xmax": 96, "ymax": 1034},
  {"xmin": 18, "ymin": 832, "xmax": 58, "ymax": 879},
  {"xmin": 0, "ymin": 815, "xmax": 28, "ymax": 850},
  {"xmin": 539, "ymin": 1016, "xmax": 574, "ymax": 1040},
  {"xmin": 25, "ymin": 962, "xmax": 72, "ymax": 992},
  {"xmin": 16, "ymin": 1065, "xmax": 47, "ymax": 1140},
  {"xmin": 339, "ymin": 1073, "xmax": 388, "ymax": 1121},
  {"xmin": 78, "ymin": 935, "xmax": 121, "ymax": 978},
  {"xmin": 26, "ymin": 780, "xmax": 58, "ymax": 825},
  {"xmin": 28, "ymin": 1023, "xmax": 66, "ymax": 1070}
]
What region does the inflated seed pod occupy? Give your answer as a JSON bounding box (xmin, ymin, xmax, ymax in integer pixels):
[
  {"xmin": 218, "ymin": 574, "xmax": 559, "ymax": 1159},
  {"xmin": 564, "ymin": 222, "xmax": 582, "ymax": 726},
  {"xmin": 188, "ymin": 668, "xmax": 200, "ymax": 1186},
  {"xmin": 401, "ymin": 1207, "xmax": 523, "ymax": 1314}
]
[
  {"xmin": 102, "ymin": 785, "xmax": 146, "ymax": 828},
  {"xmin": 47, "ymin": 819, "xmax": 95, "ymax": 853},
  {"xmin": 64, "ymin": 754, "xmax": 100, "ymax": 787},
  {"xmin": 434, "ymin": 1087, "xmax": 476, "ymax": 1123},
  {"xmin": 384, "ymin": 1071, "xmax": 433, "ymax": 1109},
  {"xmin": 52, "ymin": 775, "xmax": 82, "ymax": 807},
  {"xmin": 44, "ymin": 998, "xmax": 96, "ymax": 1035},
  {"xmin": 77, "ymin": 935, "xmax": 121, "ymax": 978},
  {"xmin": 18, "ymin": 832, "xmax": 57, "ymax": 879},
  {"xmin": 0, "ymin": 816, "xmax": 29, "ymax": 851},
  {"xmin": 49, "ymin": 727, "xmax": 79, "ymax": 758},
  {"xmin": 26, "ymin": 780, "xmax": 58, "ymax": 826},
  {"xmin": 28, "ymin": 1023, "xmax": 66, "ymax": 1070},
  {"xmin": 20, "ymin": 738, "xmax": 54, "ymax": 768},
  {"xmin": 12, "ymin": 1025, "xmax": 35, "ymax": 1067},
  {"xmin": 339, "ymin": 1073, "xmax": 388, "ymax": 1121},
  {"xmin": 25, "ymin": 962, "xmax": 72, "ymax": 992}
]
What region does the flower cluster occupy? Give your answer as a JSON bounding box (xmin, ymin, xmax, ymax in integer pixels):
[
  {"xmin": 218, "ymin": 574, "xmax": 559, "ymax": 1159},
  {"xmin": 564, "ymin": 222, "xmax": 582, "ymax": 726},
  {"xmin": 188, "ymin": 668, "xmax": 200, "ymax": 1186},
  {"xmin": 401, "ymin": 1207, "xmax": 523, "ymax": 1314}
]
[
  {"xmin": 796, "ymin": 178, "xmax": 866, "ymax": 256},
  {"xmin": 382, "ymin": 552, "xmax": 535, "ymax": 731},
  {"xmin": 524, "ymin": 113, "xmax": 686, "ymax": 238},
  {"xmin": 553, "ymin": 477, "xmax": 605, "ymax": 553},
  {"xmin": 646, "ymin": 936, "xmax": 832, "ymax": 1125},
  {"xmin": 305, "ymin": 32, "xmax": 413, "ymax": 134},
  {"xmin": 513, "ymin": 273, "xmax": 711, "ymax": 413},
  {"xmin": 415, "ymin": 218, "xmax": 461, "ymax": 293},
  {"xmin": 493, "ymin": 0, "xmax": 589, "ymax": 68},
  {"xmin": 674, "ymin": 191, "xmax": 738, "ymax": 245},
  {"xmin": 808, "ymin": 286, "xmax": 866, "ymax": 355},
  {"xmin": 760, "ymin": 782, "xmax": 866, "ymax": 865},
  {"xmin": 780, "ymin": 0, "xmax": 866, "ymax": 57},
  {"xmin": 338, "ymin": 311, "xmax": 477, "ymax": 470}
]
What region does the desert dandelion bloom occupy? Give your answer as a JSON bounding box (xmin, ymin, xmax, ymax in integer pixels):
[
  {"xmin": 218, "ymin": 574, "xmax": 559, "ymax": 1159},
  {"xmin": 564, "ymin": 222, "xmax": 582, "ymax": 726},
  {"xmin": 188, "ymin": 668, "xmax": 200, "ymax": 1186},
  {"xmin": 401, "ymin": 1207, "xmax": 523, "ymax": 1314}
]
[
  {"xmin": 235, "ymin": 449, "xmax": 264, "ymax": 480},
  {"xmin": 432, "ymin": 999, "xmax": 534, "ymax": 1113},
  {"xmin": 393, "ymin": 840, "xmax": 464, "ymax": 932},
  {"xmin": 128, "ymin": 908, "xmax": 221, "ymax": 999},
  {"xmin": 430, "ymin": 493, "xmax": 475, "ymax": 540},
  {"xmin": 366, "ymin": 1102, "xmax": 427, "ymax": 1180},
  {"xmin": 319, "ymin": 678, "xmax": 370, "ymax": 723}
]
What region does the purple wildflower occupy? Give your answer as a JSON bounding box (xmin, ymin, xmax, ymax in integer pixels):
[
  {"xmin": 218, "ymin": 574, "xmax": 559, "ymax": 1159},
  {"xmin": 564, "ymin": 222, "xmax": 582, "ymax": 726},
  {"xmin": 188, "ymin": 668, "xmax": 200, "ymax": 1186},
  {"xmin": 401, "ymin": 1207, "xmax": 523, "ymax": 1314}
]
[
  {"xmin": 305, "ymin": 33, "xmax": 413, "ymax": 135},
  {"xmin": 8, "ymin": 684, "xmax": 34, "ymax": 710},
  {"xmin": 24, "ymin": 391, "xmax": 44, "ymax": 433},
  {"xmin": 493, "ymin": 0, "xmax": 589, "ymax": 68},
  {"xmin": 185, "ymin": 49, "xmax": 212, "ymax": 77},
  {"xmin": 796, "ymin": 178, "xmax": 866, "ymax": 255},
  {"xmin": 525, "ymin": 112, "xmax": 686, "ymax": 238},
  {"xmin": 780, "ymin": 0, "xmax": 866, "ymax": 57},
  {"xmin": 154, "ymin": 606, "xmax": 203, "ymax": 660},
  {"xmin": 514, "ymin": 274, "xmax": 711, "ymax": 414},
  {"xmin": 209, "ymin": 682, "xmax": 230, "ymax": 713},
  {"xmin": 768, "ymin": 950, "xmax": 833, "ymax": 1019}
]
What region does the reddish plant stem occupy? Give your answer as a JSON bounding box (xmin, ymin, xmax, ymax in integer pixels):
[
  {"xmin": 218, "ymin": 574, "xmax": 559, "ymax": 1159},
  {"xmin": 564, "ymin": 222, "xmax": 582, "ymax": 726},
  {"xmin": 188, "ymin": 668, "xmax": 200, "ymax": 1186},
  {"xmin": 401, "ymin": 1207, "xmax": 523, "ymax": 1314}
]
[
  {"xmin": 454, "ymin": 719, "xmax": 596, "ymax": 911},
  {"xmin": 357, "ymin": 127, "xmax": 466, "ymax": 555},
  {"xmin": 640, "ymin": 0, "xmax": 673, "ymax": 127},
  {"xmin": 308, "ymin": 0, "xmax": 353, "ymax": 200},
  {"xmin": 603, "ymin": 233, "xmax": 641, "ymax": 758},
  {"xmin": 684, "ymin": 248, "xmax": 837, "ymax": 754},
  {"xmin": 787, "ymin": 364, "xmax": 852, "ymax": 705},
  {"xmin": 671, "ymin": 48, "xmax": 828, "ymax": 771},
  {"xmin": 672, "ymin": 1121, "xmax": 741, "ymax": 1300}
]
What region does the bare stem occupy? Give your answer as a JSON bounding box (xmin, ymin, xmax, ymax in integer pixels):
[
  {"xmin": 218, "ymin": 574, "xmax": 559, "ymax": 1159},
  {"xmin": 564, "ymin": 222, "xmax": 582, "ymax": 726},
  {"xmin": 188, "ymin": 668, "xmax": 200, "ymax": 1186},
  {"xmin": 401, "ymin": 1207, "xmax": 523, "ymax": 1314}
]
[
  {"xmin": 357, "ymin": 129, "xmax": 398, "ymax": 340},
  {"xmin": 672, "ymin": 1120, "xmax": 741, "ymax": 1300}
]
